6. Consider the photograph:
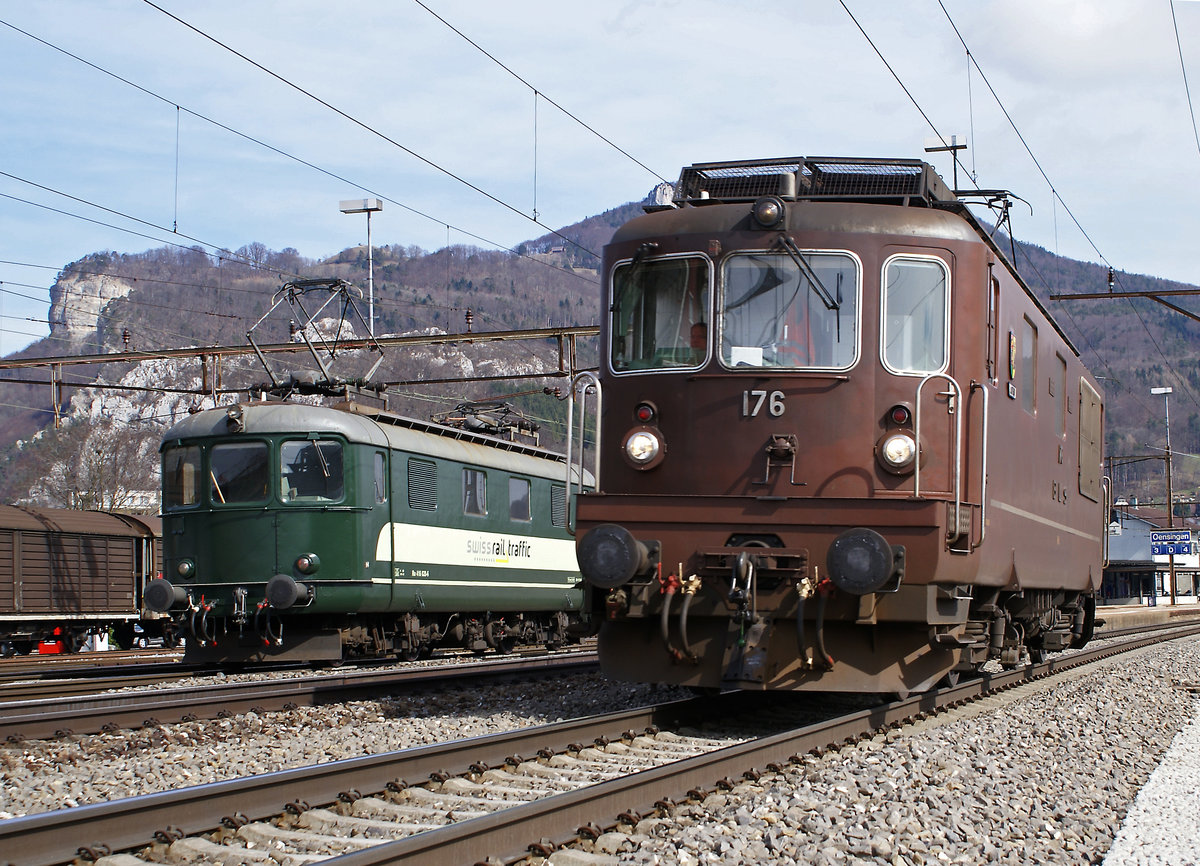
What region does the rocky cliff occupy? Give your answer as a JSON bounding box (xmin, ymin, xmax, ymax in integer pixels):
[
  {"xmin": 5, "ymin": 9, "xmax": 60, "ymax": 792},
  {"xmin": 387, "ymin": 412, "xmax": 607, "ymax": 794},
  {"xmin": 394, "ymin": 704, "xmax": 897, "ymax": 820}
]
[{"xmin": 48, "ymin": 271, "xmax": 135, "ymax": 346}]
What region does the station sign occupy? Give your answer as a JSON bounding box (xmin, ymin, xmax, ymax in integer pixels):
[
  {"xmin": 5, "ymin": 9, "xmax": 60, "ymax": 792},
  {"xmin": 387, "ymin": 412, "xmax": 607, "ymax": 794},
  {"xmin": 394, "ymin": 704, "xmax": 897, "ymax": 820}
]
[{"xmin": 1150, "ymin": 529, "xmax": 1194, "ymax": 556}]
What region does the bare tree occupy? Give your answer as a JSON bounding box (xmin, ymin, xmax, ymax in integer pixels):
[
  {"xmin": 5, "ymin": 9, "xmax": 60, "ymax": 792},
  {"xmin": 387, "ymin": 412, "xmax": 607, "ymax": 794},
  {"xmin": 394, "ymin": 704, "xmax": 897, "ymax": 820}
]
[{"xmin": 21, "ymin": 420, "xmax": 159, "ymax": 512}]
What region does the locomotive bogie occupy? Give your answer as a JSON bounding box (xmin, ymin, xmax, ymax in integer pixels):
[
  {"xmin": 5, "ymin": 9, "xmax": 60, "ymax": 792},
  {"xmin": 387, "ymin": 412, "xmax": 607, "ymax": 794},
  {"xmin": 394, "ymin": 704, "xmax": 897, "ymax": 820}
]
[
  {"xmin": 155, "ymin": 402, "xmax": 587, "ymax": 663},
  {"xmin": 573, "ymin": 156, "xmax": 1104, "ymax": 695}
]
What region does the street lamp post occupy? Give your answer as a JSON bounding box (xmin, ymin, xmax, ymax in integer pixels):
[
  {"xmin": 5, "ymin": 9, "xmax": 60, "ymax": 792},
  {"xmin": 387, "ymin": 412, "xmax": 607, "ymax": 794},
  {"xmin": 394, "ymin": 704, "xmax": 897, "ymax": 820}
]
[
  {"xmin": 339, "ymin": 199, "xmax": 384, "ymax": 337},
  {"xmin": 1151, "ymin": 386, "xmax": 1176, "ymax": 604}
]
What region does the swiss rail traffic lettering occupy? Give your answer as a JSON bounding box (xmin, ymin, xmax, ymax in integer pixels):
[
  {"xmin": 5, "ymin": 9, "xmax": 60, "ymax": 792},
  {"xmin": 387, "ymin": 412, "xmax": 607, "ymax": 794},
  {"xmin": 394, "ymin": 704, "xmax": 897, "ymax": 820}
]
[{"xmin": 467, "ymin": 535, "xmax": 533, "ymax": 561}]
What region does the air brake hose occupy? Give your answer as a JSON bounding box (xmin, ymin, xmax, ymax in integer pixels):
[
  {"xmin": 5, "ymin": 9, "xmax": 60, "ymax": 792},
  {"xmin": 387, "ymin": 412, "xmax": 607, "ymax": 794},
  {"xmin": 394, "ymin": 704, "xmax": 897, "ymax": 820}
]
[
  {"xmin": 795, "ymin": 576, "xmax": 816, "ymax": 668},
  {"xmin": 660, "ymin": 586, "xmax": 675, "ymax": 655},
  {"xmin": 658, "ymin": 568, "xmax": 683, "ymax": 661},
  {"xmin": 814, "ymin": 578, "xmax": 835, "ymax": 670},
  {"xmin": 678, "ymin": 574, "xmax": 702, "ymax": 663},
  {"xmin": 255, "ymin": 601, "xmax": 282, "ymax": 646},
  {"xmin": 191, "ymin": 601, "xmax": 216, "ymax": 647}
]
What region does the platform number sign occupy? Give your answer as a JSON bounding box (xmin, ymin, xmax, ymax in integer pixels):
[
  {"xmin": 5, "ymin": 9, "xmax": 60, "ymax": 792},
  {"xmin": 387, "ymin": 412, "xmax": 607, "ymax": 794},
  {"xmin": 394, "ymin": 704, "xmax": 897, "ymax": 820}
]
[{"xmin": 1150, "ymin": 529, "xmax": 1194, "ymax": 556}]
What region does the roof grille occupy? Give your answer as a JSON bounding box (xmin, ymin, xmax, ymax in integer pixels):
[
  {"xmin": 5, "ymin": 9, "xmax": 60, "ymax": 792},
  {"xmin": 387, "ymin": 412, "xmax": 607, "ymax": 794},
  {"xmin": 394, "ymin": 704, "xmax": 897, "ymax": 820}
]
[{"xmin": 674, "ymin": 156, "xmax": 955, "ymax": 206}]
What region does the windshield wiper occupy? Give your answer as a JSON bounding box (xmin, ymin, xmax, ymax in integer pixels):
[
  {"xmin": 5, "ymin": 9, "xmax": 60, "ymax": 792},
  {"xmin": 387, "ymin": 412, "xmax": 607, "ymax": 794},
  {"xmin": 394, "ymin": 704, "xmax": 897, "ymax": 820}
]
[
  {"xmin": 610, "ymin": 242, "xmax": 659, "ymax": 312},
  {"xmin": 777, "ymin": 235, "xmax": 840, "ymax": 311}
]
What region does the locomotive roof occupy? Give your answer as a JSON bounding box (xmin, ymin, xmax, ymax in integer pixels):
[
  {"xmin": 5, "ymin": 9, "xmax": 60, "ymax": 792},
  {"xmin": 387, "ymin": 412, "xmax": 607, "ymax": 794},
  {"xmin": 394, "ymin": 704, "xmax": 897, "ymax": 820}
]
[
  {"xmin": 162, "ymin": 402, "xmax": 588, "ymax": 481},
  {"xmin": 0, "ymin": 504, "xmax": 158, "ymax": 538},
  {"xmin": 614, "ymin": 197, "xmax": 978, "ymax": 246}
]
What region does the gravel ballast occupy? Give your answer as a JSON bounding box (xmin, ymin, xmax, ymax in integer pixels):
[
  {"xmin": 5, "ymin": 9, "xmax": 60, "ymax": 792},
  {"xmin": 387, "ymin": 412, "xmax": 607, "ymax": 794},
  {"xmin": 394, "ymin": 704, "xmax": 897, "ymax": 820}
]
[
  {"xmin": 565, "ymin": 638, "xmax": 1200, "ymax": 866},
  {"xmin": 3, "ymin": 638, "xmax": 1199, "ymax": 864}
]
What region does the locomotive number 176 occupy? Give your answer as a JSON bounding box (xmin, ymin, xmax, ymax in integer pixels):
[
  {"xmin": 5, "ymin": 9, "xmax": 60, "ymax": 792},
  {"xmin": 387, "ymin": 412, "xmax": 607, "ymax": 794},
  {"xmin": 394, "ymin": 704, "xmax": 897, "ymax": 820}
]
[{"xmin": 742, "ymin": 389, "xmax": 786, "ymax": 418}]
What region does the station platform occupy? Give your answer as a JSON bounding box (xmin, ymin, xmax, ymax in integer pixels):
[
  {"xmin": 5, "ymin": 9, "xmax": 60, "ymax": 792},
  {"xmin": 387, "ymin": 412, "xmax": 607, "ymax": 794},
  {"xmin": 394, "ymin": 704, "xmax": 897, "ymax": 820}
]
[
  {"xmin": 1095, "ymin": 601, "xmax": 1200, "ymax": 633},
  {"xmin": 1097, "ymin": 602, "xmax": 1200, "ymax": 863},
  {"xmin": 1102, "ymin": 699, "xmax": 1200, "ymax": 864}
]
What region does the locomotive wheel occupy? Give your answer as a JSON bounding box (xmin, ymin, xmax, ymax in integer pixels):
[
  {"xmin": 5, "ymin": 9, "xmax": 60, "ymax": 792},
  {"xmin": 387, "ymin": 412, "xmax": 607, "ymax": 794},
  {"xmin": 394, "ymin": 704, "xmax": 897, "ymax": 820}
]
[
  {"xmin": 485, "ymin": 622, "xmax": 515, "ymax": 654},
  {"xmin": 0, "ymin": 641, "xmax": 14, "ymax": 657}
]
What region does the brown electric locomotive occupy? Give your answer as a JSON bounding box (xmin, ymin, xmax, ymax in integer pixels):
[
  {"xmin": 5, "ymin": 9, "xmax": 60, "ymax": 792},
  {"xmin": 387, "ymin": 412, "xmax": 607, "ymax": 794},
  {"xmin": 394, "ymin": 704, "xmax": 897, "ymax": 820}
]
[{"xmin": 569, "ymin": 156, "xmax": 1105, "ymax": 695}]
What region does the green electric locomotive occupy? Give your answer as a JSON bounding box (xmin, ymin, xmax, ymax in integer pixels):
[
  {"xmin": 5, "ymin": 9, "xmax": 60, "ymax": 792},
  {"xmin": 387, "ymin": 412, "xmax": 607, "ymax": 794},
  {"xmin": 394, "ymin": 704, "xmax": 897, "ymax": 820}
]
[{"xmin": 147, "ymin": 401, "xmax": 587, "ymax": 663}]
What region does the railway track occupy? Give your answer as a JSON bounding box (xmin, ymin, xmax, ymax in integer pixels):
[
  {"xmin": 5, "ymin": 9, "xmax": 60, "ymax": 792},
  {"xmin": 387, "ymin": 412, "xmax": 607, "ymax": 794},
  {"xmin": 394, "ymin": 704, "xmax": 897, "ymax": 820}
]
[
  {"xmin": 4, "ymin": 620, "xmax": 1199, "ymax": 866},
  {"xmin": 0, "ymin": 650, "xmax": 599, "ymax": 742}
]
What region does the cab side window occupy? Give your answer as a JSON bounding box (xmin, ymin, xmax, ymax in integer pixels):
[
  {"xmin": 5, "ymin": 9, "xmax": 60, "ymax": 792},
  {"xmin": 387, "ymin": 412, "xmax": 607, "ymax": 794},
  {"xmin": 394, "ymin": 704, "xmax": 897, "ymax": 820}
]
[
  {"xmin": 881, "ymin": 255, "xmax": 949, "ymax": 375},
  {"xmin": 509, "ymin": 477, "xmax": 531, "ymax": 521},
  {"xmin": 463, "ymin": 468, "xmax": 487, "ymax": 516}
]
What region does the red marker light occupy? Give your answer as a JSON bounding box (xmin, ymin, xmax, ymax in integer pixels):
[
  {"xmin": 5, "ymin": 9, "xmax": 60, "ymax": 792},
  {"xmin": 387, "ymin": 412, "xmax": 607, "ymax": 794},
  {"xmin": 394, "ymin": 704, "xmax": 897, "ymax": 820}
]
[{"xmin": 635, "ymin": 403, "xmax": 656, "ymax": 423}]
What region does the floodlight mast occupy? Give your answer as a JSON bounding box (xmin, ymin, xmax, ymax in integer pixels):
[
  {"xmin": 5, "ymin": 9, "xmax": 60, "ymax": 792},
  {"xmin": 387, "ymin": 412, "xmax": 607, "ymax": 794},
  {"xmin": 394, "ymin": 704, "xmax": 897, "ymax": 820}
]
[{"xmin": 339, "ymin": 198, "xmax": 384, "ymax": 337}]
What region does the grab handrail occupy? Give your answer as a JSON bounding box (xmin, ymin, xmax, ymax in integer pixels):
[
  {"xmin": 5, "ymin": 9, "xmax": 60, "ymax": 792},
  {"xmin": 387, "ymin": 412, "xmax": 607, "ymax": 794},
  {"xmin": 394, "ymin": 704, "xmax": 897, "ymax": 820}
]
[
  {"xmin": 565, "ymin": 371, "xmax": 602, "ymax": 535},
  {"xmin": 969, "ymin": 381, "xmax": 989, "ymax": 552},
  {"xmin": 913, "ymin": 373, "xmax": 964, "ymax": 541}
]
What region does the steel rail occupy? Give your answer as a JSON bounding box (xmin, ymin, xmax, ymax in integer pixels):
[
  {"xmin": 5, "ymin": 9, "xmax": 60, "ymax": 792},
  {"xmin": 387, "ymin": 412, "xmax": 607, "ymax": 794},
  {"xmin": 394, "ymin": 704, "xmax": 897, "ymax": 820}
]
[
  {"xmin": 325, "ymin": 623, "xmax": 1200, "ymax": 866},
  {"xmin": 0, "ymin": 652, "xmax": 597, "ymax": 741},
  {"xmin": 0, "ymin": 693, "xmax": 715, "ymax": 866},
  {"xmin": 0, "ymin": 661, "xmax": 198, "ymax": 698},
  {"xmin": 2, "ymin": 625, "xmax": 1197, "ymax": 865}
]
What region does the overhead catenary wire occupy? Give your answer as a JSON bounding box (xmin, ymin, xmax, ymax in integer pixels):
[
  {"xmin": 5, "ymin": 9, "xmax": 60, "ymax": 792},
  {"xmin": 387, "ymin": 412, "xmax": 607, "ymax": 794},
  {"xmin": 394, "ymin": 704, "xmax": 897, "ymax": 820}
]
[
  {"xmin": 4, "ymin": 8, "xmax": 1195, "ymax": 446},
  {"xmin": 139, "ymin": 0, "xmax": 602, "ymax": 264},
  {"xmin": 410, "ymin": 0, "xmax": 670, "ymax": 187},
  {"xmin": 0, "ymin": 17, "xmax": 603, "ymax": 284},
  {"xmin": 1171, "ymin": 0, "xmax": 1200, "ymax": 160},
  {"xmin": 928, "ymin": 0, "xmax": 1200, "ymax": 419}
]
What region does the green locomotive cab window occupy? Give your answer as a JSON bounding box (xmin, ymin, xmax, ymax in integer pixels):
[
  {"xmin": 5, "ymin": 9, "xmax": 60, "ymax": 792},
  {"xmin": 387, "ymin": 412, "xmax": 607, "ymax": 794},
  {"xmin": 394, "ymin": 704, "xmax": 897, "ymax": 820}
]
[
  {"xmin": 610, "ymin": 255, "xmax": 710, "ymax": 371},
  {"xmin": 721, "ymin": 251, "xmax": 858, "ymax": 369},
  {"xmin": 509, "ymin": 477, "xmax": 531, "ymax": 522},
  {"xmin": 210, "ymin": 442, "xmax": 270, "ymax": 505},
  {"xmin": 280, "ymin": 440, "xmax": 344, "ymax": 502},
  {"xmin": 463, "ymin": 468, "xmax": 487, "ymax": 516},
  {"xmin": 374, "ymin": 452, "xmax": 387, "ymax": 503},
  {"xmin": 163, "ymin": 445, "xmax": 201, "ymax": 510},
  {"xmin": 881, "ymin": 256, "xmax": 949, "ymax": 375}
]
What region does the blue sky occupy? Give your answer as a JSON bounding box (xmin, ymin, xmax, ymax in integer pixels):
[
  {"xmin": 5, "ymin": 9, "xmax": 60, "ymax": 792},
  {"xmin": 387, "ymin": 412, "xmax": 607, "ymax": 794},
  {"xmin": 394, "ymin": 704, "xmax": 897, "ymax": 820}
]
[{"xmin": 3, "ymin": 0, "xmax": 1200, "ymax": 356}]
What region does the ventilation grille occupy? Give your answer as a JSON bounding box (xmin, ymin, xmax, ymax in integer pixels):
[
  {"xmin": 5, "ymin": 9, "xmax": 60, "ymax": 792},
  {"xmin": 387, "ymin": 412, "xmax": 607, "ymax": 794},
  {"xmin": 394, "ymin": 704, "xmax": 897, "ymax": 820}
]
[
  {"xmin": 674, "ymin": 157, "xmax": 953, "ymax": 205},
  {"xmin": 407, "ymin": 458, "xmax": 437, "ymax": 511},
  {"xmin": 550, "ymin": 485, "xmax": 567, "ymax": 528}
]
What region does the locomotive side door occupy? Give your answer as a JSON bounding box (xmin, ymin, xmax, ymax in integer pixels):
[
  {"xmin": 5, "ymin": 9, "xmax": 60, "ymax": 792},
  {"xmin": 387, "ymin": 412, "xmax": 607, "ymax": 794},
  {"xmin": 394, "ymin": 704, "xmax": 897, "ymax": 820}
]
[{"xmin": 879, "ymin": 252, "xmax": 967, "ymax": 539}]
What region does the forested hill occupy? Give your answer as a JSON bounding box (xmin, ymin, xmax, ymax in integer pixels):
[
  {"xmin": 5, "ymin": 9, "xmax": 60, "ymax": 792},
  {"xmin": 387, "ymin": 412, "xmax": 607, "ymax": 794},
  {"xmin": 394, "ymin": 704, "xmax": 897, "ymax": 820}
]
[{"xmin": 0, "ymin": 194, "xmax": 1197, "ymax": 507}]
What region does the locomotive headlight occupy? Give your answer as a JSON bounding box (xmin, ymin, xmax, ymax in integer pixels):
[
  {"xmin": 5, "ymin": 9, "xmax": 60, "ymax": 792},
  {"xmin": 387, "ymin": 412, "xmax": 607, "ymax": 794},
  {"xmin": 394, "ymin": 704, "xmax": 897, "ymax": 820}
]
[
  {"xmin": 878, "ymin": 432, "xmax": 917, "ymax": 473},
  {"xmin": 176, "ymin": 559, "xmax": 195, "ymax": 579},
  {"xmin": 751, "ymin": 195, "xmax": 787, "ymax": 229},
  {"xmin": 295, "ymin": 553, "xmax": 321, "ymax": 575},
  {"xmin": 623, "ymin": 428, "xmax": 663, "ymax": 468}
]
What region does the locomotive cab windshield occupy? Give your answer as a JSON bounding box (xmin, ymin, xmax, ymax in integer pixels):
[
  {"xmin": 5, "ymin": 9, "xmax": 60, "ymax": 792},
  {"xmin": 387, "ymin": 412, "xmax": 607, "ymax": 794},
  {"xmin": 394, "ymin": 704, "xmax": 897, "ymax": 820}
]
[
  {"xmin": 721, "ymin": 250, "xmax": 858, "ymax": 369},
  {"xmin": 163, "ymin": 438, "xmax": 346, "ymax": 508},
  {"xmin": 611, "ymin": 255, "xmax": 710, "ymax": 371}
]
